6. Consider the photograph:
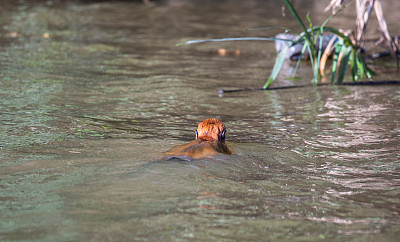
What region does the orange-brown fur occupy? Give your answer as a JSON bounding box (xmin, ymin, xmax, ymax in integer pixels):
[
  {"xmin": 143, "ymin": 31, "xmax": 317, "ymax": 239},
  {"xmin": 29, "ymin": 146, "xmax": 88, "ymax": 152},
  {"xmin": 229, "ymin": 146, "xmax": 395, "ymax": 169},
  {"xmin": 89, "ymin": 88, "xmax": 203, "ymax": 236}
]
[
  {"xmin": 196, "ymin": 118, "xmax": 225, "ymax": 141},
  {"xmin": 165, "ymin": 119, "xmax": 232, "ymax": 159}
]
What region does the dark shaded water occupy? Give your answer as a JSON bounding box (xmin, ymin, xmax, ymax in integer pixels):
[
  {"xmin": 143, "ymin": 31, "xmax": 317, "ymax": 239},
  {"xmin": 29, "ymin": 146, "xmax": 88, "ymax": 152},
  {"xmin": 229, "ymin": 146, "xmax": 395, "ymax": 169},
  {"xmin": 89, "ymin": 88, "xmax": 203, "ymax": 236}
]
[{"xmin": 1, "ymin": 0, "xmax": 399, "ymax": 241}]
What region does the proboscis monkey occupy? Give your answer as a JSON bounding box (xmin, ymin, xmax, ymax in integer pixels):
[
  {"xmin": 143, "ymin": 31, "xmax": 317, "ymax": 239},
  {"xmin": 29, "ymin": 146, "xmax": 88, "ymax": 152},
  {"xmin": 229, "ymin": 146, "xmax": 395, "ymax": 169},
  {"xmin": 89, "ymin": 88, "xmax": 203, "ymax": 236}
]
[{"xmin": 165, "ymin": 119, "xmax": 232, "ymax": 159}]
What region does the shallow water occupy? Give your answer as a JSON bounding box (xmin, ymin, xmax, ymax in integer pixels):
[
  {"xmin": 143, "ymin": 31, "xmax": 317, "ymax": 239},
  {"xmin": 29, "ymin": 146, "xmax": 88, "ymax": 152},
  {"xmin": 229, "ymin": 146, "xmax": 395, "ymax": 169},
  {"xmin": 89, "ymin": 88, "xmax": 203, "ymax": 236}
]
[{"xmin": 1, "ymin": 0, "xmax": 400, "ymax": 241}]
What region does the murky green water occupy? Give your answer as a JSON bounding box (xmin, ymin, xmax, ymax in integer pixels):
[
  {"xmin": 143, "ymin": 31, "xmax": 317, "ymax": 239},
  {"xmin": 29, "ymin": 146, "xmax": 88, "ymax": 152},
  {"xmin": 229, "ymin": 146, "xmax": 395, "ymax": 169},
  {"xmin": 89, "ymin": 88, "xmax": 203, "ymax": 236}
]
[{"xmin": 1, "ymin": 0, "xmax": 399, "ymax": 241}]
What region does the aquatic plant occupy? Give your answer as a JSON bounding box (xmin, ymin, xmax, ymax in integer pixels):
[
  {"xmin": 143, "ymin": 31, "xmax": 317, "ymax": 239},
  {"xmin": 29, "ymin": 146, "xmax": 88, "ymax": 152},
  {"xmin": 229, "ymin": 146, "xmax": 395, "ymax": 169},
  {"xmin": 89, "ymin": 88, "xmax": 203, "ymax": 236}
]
[
  {"xmin": 270, "ymin": 0, "xmax": 374, "ymax": 87},
  {"xmin": 178, "ymin": 0, "xmax": 375, "ymax": 89},
  {"xmin": 326, "ymin": 0, "xmax": 399, "ymax": 70}
]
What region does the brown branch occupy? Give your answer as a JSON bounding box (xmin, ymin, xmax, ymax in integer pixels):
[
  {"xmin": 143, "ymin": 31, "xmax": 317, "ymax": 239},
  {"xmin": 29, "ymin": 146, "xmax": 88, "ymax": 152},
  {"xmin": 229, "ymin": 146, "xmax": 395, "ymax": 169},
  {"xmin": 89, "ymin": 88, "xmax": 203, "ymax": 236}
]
[{"xmin": 219, "ymin": 81, "xmax": 400, "ymax": 93}]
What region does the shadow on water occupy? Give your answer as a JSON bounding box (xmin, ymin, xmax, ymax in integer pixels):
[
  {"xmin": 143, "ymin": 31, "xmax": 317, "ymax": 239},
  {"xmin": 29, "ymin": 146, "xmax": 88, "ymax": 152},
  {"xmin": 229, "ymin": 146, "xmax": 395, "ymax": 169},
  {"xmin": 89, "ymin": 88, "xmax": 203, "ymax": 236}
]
[{"xmin": 1, "ymin": 0, "xmax": 400, "ymax": 241}]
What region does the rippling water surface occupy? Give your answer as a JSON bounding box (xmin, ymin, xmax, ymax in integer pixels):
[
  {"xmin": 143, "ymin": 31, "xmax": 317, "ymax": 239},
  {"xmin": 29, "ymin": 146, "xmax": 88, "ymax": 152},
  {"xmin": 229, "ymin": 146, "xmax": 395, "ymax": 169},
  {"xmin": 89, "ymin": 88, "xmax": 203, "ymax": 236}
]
[{"xmin": 1, "ymin": 0, "xmax": 399, "ymax": 241}]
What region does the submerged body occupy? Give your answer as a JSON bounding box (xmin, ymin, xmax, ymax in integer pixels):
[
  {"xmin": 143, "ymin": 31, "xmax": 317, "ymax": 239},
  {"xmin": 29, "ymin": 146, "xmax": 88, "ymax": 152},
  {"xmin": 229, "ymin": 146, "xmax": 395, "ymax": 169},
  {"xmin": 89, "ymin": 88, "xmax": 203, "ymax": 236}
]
[{"xmin": 165, "ymin": 119, "xmax": 232, "ymax": 159}]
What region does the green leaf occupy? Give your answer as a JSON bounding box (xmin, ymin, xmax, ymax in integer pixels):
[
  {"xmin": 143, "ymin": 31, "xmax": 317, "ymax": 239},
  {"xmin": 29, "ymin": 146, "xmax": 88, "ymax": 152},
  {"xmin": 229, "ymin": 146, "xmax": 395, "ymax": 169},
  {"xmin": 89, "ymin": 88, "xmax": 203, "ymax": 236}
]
[
  {"xmin": 350, "ymin": 50, "xmax": 357, "ymax": 81},
  {"xmin": 331, "ymin": 39, "xmax": 343, "ymax": 83},
  {"xmin": 292, "ymin": 43, "xmax": 308, "ymax": 79},
  {"xmin": 360, "ymin": 57, "xmax": 375, "ymax": 79},
  {"xmin": 263, "ymin": 45, "xmax": 289, "ymax": 89},
  {"xmin": 176, "ymin": 37, "xmax": 277, "ymax": 46},
  {"xmin": 337, "ymin": 46, "xmax": 351, "ymax": 83},
  {"xmin": 247, "ymin": 26, "xmax": 291, "ymax": 32},
  {"xmin": 283, "ymin": 0, "xmax": 315, "ymax": 55},
  {"xmin": 306, "ymin": 13, "xmax": 313, "ymax": 38},
  {"xmin": 313, "ymin": 27, "xmax": 324, "ymax": 84},
  {"xmin": 355, "ymin": 53, "xmax": 365, "ymax": 81}
]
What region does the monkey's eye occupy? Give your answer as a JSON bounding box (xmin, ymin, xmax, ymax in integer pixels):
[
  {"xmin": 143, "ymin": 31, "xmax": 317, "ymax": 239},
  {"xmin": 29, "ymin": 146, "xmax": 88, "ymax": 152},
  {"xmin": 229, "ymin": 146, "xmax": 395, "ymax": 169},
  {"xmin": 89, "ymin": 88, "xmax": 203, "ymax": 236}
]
[{"xmin": 219, "ymin": 130, "xmax": 226, "ymax": 141}]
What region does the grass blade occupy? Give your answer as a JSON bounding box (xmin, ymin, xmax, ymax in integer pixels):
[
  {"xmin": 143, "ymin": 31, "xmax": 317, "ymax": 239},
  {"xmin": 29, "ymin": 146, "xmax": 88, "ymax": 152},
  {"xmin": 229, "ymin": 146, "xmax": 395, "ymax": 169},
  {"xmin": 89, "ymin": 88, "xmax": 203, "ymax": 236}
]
[
  {"xmin": 331, "ymin": 39, "xmax": 343, "ymax": 83},
  {"xmin": 313, "ymin": 27, "xmax": 324, "ymax": 84},
  {"xmin": 337, "ymin": 46, "xmax": 351, "ymax": 83},
  {"xmin": 360, "ymin": 56, "xmax": 375, "ymax": 79},
  {"xmin": 263, "ymin": 45, "xmax": 289, "ymax": 89},
  {"xmin": 350, "ymin": 49, "xmax": 358, "ymax": 81},
  {"xmin": 283, "ymin": 0, "xmax": 315, "ymax": 54},
  {"xmin": 355, "ymin": 52, "xmax": 364, "ymax": 81},
  {"xmin": 292, "ymin": 43, "xmax": 308, "ymax": 78},
  {"xmin": 176, "ymin": 37, "xmax": 277, "ymax": 46}
]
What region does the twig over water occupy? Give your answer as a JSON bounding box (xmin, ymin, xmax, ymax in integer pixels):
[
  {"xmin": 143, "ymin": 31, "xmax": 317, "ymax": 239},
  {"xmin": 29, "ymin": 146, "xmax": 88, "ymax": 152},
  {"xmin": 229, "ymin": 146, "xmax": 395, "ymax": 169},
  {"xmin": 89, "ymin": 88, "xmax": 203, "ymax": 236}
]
[{"xmin": 219, "ymin": 80, "xmax": 400, "ymax": 93}]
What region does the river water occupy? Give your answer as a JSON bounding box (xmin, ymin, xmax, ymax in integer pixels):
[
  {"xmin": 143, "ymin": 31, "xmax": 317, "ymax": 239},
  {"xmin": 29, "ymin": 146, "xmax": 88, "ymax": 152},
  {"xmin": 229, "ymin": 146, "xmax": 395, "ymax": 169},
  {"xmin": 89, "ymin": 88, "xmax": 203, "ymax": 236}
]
[{"xmin": 1, "ymin": 0, "xmax": 399, "ymax": 241}]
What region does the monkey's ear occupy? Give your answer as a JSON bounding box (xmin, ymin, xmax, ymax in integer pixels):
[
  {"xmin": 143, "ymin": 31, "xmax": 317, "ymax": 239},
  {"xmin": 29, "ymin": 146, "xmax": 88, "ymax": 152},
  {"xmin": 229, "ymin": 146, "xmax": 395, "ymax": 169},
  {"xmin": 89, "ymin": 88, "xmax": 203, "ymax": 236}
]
[
  {"xmin": 219, "ymin": 130, "xmax": 226, "ymax": 141},
  {"xmin": 195, "ymin": 130, "xmax": 198, "ymax": 139}
]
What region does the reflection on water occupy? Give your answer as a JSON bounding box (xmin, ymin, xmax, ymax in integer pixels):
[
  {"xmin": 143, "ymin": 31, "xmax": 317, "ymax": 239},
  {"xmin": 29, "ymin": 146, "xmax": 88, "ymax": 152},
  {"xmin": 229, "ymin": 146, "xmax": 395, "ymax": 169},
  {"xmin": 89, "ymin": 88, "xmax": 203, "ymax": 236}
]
[{"xmin": 1, "ymin": 0, "xmax": 399, "ymax": 241}]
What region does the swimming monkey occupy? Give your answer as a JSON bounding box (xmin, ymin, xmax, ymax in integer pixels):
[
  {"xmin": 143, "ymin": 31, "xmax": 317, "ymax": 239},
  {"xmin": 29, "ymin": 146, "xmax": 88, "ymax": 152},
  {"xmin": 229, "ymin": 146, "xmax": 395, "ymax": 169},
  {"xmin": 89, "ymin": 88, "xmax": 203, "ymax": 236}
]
[{"xmin": 165, "ymin": 119, "xmax": 232, "ymax": 159}]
